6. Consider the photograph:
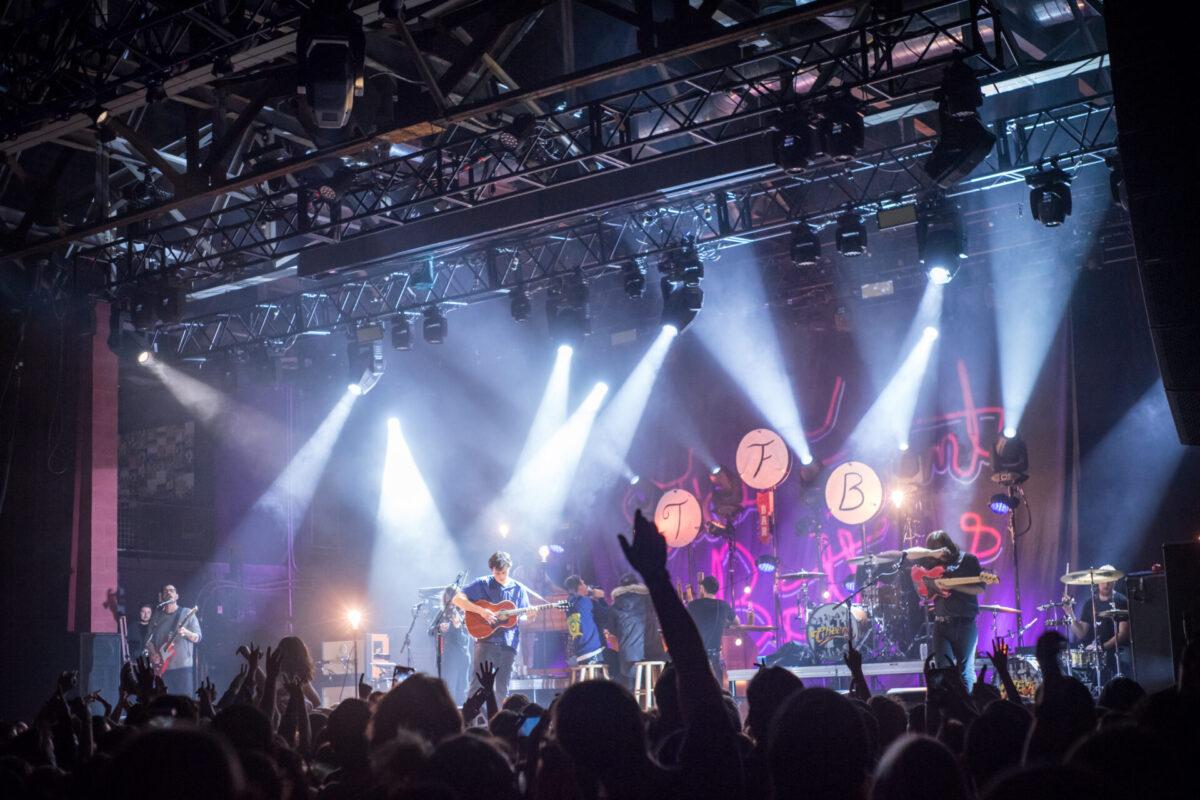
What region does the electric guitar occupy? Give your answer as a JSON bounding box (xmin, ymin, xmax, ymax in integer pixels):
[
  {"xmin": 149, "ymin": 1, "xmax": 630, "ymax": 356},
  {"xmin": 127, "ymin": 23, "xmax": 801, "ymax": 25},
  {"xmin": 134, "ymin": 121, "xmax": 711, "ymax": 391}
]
[
  {"xmin": 465, "ymin": 599, "xmax": 568, "ymax": 640},
  {"xmin": 910, "ymin": 565, "xmax": 999, "ymax": 600},
  {"xmin": 148, "ymin": 607, "xmax": 199, "ymax": 676}
]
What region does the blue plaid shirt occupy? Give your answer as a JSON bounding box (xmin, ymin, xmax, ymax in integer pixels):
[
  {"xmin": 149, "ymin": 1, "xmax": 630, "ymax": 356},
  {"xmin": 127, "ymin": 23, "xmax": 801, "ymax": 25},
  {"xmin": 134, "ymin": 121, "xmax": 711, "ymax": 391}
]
[{"xmin": 462, "ymin": 576, "xmax": 530, "ymax": 651}]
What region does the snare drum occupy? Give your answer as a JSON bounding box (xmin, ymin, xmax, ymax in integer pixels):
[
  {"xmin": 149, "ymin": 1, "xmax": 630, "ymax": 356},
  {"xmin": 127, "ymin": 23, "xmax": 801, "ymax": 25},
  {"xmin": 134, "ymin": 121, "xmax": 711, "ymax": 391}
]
[
  {"xmin": 805, "ymin": 603, "xmax": 868, "ymax": 663},
  {"xmin": 1066, "ymin": 647, "xmax": 1101, "ymax": 671}
]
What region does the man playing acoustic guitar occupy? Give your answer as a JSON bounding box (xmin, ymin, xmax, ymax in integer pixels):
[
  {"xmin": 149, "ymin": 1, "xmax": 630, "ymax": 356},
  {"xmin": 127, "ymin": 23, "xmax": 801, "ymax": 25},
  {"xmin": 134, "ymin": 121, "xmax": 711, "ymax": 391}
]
[
  {"xmin": 452, "ymin": 551, "xmax": 541, "ymax": 702},
  {"xmin": 909, "ymin": 531, "xmax": 993, "ymax": 691}
]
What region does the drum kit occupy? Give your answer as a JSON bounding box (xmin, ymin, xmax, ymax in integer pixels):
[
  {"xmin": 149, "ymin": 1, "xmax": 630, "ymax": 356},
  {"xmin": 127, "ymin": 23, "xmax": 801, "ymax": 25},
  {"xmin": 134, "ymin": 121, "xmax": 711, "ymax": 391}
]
[
  {"xmin": 776, "ymin": 549, "xmax": 926, "ymax": 665},
  {"xmin": 992, "ymin": 565, "xmax": 1128, "ymax": 699}
]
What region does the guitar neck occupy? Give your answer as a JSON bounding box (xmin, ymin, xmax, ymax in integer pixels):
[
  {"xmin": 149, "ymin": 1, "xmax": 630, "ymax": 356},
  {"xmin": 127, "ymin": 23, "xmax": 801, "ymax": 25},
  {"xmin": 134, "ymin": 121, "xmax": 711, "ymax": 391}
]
[
  {"xmin": 936, "ymin": 576, "xmax": 990, "ymax": 587},
  {"xmin": 496, "ymin": 602, "xmax": 560, "ymax": 618}
]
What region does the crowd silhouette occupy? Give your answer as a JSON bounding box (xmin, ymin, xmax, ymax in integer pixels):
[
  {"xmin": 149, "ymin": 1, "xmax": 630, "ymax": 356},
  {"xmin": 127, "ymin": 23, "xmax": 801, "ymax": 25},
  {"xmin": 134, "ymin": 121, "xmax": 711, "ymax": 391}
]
[{"xmin": 2, "ymin": 509, "xmax": 1197, "ymax": 799}]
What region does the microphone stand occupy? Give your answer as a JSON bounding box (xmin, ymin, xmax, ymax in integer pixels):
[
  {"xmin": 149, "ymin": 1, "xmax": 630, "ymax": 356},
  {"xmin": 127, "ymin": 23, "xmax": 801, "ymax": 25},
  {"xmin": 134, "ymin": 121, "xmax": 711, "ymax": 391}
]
[{"xmin": 399, "ymin": 601, "xmax": 423, "ymax": 672}]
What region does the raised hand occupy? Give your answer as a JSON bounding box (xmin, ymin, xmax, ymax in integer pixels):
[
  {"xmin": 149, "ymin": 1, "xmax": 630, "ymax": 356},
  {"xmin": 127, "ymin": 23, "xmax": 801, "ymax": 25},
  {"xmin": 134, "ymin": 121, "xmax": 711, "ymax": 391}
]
[
  {"xmin": 135, "ymin": 656, "xmax": 158, "ymax": 699},
  {"xmin": 264, "ymin": 645, "xmax": 283, "ymax": 678},
  {"xmin": 988, "ymin": 637, "xmax": 1009, "ymax": 673},
  {"xmin": 56, "ymin": 670, "xmax": 79, "ymax": 696},
  {"xmin": 238, "ymin": 642, "xmax": 262, "ymax": 674},
  {"xmin": 196, "ymin": 678, "xmax": 217, "ymax": 718},
  {"xmin": 618, "ymin": 509, "xmax": 668, "ymax": 578},
  {"xmin": 461, "ymin": 687, "xmax": 488, "ymax": 722},
  {"xmin": 843, "ymin": 640, "xmax": 864, "ymax": 674},
  {"xmin": 476, "ymin": 660, "xmax": 498, "ymax": 692}
]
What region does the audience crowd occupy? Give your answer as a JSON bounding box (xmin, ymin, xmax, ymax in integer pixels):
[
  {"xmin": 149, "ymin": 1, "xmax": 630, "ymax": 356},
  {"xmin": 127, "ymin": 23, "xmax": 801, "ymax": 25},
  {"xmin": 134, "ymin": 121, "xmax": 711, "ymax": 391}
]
[{"xmin": 2, "ymin": 509, "xmax": 1198, "ymax": 800}]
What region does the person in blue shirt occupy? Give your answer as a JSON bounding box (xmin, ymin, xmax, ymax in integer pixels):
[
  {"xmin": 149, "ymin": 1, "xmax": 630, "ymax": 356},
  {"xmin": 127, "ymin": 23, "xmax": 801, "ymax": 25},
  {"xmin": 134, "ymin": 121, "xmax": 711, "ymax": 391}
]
[
  {"xmin": 564, "ymin": 575, "xmax": 610, "ymax": 665},
  {"xmin": 452, "ymin": 551, "xmax": 538, "ymax": 702}
]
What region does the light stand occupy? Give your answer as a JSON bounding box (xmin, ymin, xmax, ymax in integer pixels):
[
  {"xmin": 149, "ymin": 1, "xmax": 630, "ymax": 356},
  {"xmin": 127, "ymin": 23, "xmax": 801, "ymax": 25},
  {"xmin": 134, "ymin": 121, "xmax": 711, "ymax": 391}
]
[{"xmin": 1007, "ymin": 483, "xmax": 1026, "ymax": 646}]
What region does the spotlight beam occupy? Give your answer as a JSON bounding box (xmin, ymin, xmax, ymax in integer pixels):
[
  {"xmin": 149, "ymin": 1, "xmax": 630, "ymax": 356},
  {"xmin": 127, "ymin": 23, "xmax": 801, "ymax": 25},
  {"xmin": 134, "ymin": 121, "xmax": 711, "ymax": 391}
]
[
  {"xmin": 232, "ymin": 390, "xmax": 358, "ymax": 536},
  {"xmin": 513, "ymin": 344, "xmax": 572, "ymax": 471},
  {"xmin": 480, "ymin": 382, "xmax": 609, "ymax": 540},
  {"xmin": 148, "ymin": 361, "xmax": 282, "ymax": 459},
  {"xmin": 370, "ymin": 418, "xmax": 464, "ymax": 614},
  {"xmin": 587, "ymin": 326, "xmax": 676, "ymax": 475},
  {"xmin": 850, "ymin": 323, "xmax": 941, "ymax": 453},
  {"xmin": 696, "ymin": 264, "xmax": 813, "ymax": 464}
]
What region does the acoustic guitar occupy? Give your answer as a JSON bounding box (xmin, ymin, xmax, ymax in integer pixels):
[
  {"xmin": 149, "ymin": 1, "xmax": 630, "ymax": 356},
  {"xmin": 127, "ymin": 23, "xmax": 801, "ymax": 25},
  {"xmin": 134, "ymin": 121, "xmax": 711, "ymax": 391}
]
[
  {"xmin": 465, "ymin": 599, "xmax": 568, "ymax": 640},
  {"xmin": 910, "ymin": 565, "xmax": 999, "ymax": 600}
]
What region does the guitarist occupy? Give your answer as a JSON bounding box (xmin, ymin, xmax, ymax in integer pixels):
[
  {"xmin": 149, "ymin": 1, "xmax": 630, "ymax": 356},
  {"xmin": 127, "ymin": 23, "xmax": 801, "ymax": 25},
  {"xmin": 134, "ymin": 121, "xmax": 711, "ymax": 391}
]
[
  {"xmin": 911, "ymin": 531, "xmax": 985, "ymax": 691},
  {"xmin": 452, "ymin": 551, "xmax": 541, "ymax": 702},
  {"xmin": 146, "ymin": 584, "xmax": 202, "ymax": 697}
]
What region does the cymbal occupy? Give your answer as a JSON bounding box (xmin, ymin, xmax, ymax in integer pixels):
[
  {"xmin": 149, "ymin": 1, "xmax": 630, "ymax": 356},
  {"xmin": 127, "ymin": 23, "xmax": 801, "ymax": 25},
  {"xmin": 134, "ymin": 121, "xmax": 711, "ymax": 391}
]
[
  {"xmin": 738, "ymin": 625, "xmax": 777, "ymax": 632},
  {"xmin": 979, "ymin": 603, "xmax": 1022, "ymax": 614},
  {"xmin": 1060, "ymin": 567, "xmax": 1124, "ymax": 585},
  {"xmin": 779, "ymin": 570, "xmax": 826, "ymax": 581},
  {"xmin": 1098, "ymin": 609, "xmax": 1129, "ymax": 620},
  {"xmin": 847, "ymin": 551, "xmax": 902, "ymax": 566}
]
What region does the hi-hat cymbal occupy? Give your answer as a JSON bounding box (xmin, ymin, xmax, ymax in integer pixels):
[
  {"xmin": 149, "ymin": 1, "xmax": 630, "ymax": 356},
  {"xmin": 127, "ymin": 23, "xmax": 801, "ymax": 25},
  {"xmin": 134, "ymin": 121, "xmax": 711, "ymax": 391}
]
[
  {"xmin": 1060, "ymin": 567, "xmax": 1124, "ymax": 585},
  {"xmin": 738, "ymin": 624, "xmax": 777, "ymax": 632},
  {"xmin": 979, "ymin": 603, "xmax": 1022, "ymax": 614},
  {"xmin": 848, "ymin": 551, "xmax": 902, "ymax": 566},
  {"xmin": 1098, "ymin": 609, "xmax": 1130, "ymax": 620},
  {"xmin": 779, "ymin": 570, "xmax": 826, "ymax": 581}
]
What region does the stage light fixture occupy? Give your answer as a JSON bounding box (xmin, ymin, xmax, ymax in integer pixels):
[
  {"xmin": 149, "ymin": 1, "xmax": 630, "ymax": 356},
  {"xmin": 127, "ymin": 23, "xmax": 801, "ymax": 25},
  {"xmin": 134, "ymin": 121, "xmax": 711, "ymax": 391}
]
[
  {"xmin": 87, "ymin": 105, "xmax": 110, "ymax": 127},
  {"xmin": 711, "ymin": 465, "xmax": 723, "ymax": 476},
  {"xmin": 423, "ymin": 307, "xmax": 447, "ymax": 344},
  {"xmin": 989, "ymin": 493, "xmax": 1019, "ymax": 515},
  {"xmin": 818, "ymin": 92, "xmax": 864, "ymax": 161},
  {"xmin": 928, "ymin": 265, "xmax": 953, "ymax": 285},
  {"xmin": 498, "ymin": 113, "xmax": 536, "ymax": 150},
  {"xmin": 991, "ymin": 432, "xmax": 1029, "ymax": 484},
  {"xmin": 773, "ymin": 107, "xmax": 814, "ymax": 174},
  {"xmin": 296, "ymin": 2, "xmax": 365, "ymax": 128},
  {"xmin": 622, "ymin": 260, "xmax": 646, "ymax": 298},
  {"xmin": 918, "ymin": 198, "xmax": 966, "ymax": 282},
  {"xmin": 898, "ymin": 441, "xmax": 910, "ymax": 452},
  {"xmin": 923, "ymin": 326, "xmax": 940, "ymax": 341},
  {"xmin": 1003, "ymin": 425, "xmax": 1017, "ymax": 438},
  {"xmin": 890, "ymin": 488, "xmax": 908, "ymax": 508},
  {"xmin": 1027, "ymin": 168, "xmax": 1073, "ymax": 227},
  {"xmin": 835, "ymin": 212, "xmax": 867, "ymax": 256},
  {"xmin": 547, "ymin": 273, "xmax": 591, "ymax": 350},
  {"xmin": 629, "ymin": 474, "xmax": 640, "ymax": 486},
  {"xmin": 347, "ymin": 339, "xmax": 384, "ymax": 395},
  {"xmin": 538, "ymin": 545, "xmax": 551, "ymax": 562},
  {"xmin": 790, "ymin": 224, "xmax": 821, "ymax": 267},
  {"xmin": 137, "ymin": 350, "xmax": 154, "ymax": 366},
  {"xmin": 510, "ymin": 287, "xmax": 532, "ymax": 322},
  {"xmin": 498, "ymin": 523, "xmax": 511, "ymax": 538},
  {"xmin": 390, "ymin": 315, "xmax": 412, "ymax": 350},
  {"xmin": 755, "ymin": 554, "xmax": 780, "ymax": 574},
  {"xmin": 346, "ymin": 608, "xmax": 363, "ymax": 629},
  {"xmin": 660, "ymin": 242, "xmax": 704, "ymax": 333}
]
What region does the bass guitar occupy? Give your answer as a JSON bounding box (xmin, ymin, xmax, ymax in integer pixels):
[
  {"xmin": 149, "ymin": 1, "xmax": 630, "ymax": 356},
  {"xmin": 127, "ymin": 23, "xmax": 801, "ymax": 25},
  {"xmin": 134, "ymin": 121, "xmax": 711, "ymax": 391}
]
[
  {"xmin": 910, "ymin": 565, "xmax": 999, "ymax": 600},
  {"xmin": 465, "ymin": 599, "xmax": 568, "ymax": 640},
  {"xmin": 148, "ymin": 606, "xmax": 199, "ymax": 676}
]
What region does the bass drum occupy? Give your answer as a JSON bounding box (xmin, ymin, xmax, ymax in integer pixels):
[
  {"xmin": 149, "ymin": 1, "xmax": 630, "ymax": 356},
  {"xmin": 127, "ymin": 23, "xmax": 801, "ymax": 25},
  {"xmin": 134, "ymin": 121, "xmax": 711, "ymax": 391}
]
[
  {"xmin": 992, "ymin": 655, "xmax": 1043, "ymax": 702},
  {"xmin": 806, "ymin": 603, "xmax": 868, "ymax": 664}
]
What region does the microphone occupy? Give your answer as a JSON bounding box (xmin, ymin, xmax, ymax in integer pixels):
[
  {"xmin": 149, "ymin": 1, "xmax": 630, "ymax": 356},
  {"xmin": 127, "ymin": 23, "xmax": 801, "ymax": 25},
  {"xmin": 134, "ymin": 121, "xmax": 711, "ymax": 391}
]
[
  {"xmin": 453, "ymin": 570, "xmax": 467, "ymax": 588},
  {"xmin": 156, "ymin": 599, "xmax": 172, "ymax": 608}
]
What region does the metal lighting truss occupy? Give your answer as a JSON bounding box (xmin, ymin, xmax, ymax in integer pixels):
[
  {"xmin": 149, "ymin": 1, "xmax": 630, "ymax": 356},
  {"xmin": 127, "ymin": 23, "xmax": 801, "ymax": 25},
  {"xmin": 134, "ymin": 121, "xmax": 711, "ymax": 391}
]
[
  {"xmin": 148, "ymin": 91, "xmax": 1117, "ymax": 359},
  {"xmin": 74, "ymin": 0, "xmax": 1022, "ymax": 290}
]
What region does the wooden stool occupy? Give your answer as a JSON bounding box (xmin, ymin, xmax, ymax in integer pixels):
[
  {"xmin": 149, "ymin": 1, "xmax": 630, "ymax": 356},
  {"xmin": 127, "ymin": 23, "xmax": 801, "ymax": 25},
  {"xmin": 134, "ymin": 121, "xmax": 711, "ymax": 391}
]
[
  {"xmin": 569, "ymin": 663, "xmax": 609, "ymax": 684},
  {"xmin": 633, "ymin": 660, "xmax": 667, "ymax": 710}
]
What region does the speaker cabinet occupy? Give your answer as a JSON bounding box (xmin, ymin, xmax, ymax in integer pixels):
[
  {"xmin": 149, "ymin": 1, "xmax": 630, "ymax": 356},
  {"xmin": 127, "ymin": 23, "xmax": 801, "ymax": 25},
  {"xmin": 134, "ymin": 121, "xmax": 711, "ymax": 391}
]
[
  {"xmin": 80, "ymin": 633, "xmax": 124, "ymax": 702},
  {"xmin": 1164, "ymin": 542, "xmax": 1200, "ymax": 670},
  {"xmin": 1127, "ymin": 573, "xmax": 1174, "ymax": 693}
]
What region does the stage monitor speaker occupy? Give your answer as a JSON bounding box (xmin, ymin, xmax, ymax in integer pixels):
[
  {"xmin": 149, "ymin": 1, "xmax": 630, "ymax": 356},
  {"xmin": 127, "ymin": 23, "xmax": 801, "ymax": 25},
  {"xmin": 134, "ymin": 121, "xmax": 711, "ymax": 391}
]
[
  {"xmin": 80, "ymin": 633, "xmax": 123, "ymax": 702},
  {"xmin": 1107, "ymin": 1, "xmax": 1200, "ymax": 442},
  {"xmin": 1164, "ymin": 542, "xmax": 1200, "ymax": 670},
  {"xmin": 321, "ymin": 639, "xmax": 357, "ymax": 675},
  {"xmin": 1127, "ymin": 573, "xmax": 1174, "ymax": 693}
]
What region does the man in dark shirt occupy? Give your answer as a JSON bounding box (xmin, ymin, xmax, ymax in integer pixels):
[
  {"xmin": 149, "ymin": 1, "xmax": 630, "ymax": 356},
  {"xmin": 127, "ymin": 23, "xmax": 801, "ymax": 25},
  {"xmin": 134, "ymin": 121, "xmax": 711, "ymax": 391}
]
[
  {"xmin": 146, "ymin": 584, "xmax": 202, "ymax": 697},
  {"xmin": 1068, "ymin": 569, "xmax": 1130, "ymax": 678},
  {"xmin": 452, "ymin": 551, "xmax": 538, "ymax": 702},
  {"xmin": 911, "ymin": 531, "xmax": 985, "ymax": 690},
  {"xmin": 128, "ymin": 604, "xmax": 154, "ymax": 659},
  {"xmin": 686, "ymin": 575, "xmax": 737, "ymax": 679},
  {"xmin": 565, "ymin": 575, "xmax": 610, "ymax": 666}
]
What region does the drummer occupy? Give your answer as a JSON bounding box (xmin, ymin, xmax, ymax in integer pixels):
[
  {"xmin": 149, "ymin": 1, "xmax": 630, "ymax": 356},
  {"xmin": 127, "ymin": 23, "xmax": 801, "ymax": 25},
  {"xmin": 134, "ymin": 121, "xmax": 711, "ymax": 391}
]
[{"xmin": 1067, "ymin": 565, "xmax": 1130, "ymax": 676}]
